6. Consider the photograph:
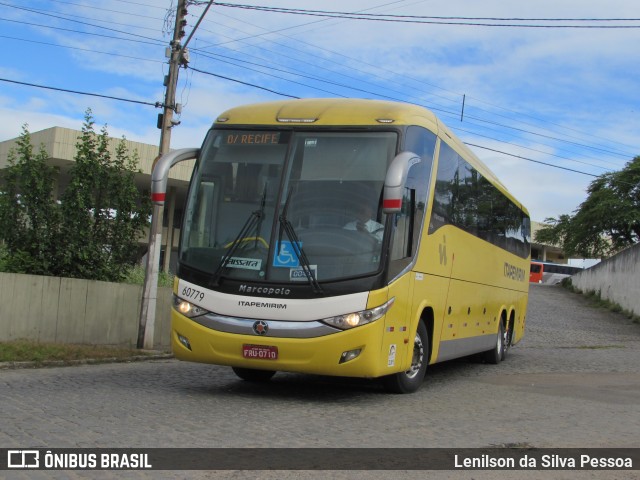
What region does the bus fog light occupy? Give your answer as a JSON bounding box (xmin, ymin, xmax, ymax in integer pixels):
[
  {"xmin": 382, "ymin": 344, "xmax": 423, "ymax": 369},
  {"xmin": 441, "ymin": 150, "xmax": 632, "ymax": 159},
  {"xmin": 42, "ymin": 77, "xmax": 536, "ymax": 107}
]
[
  {"xmin": 339, "ymin": 349, "xmax": 362, "ymax": 364},
  {"xmin": 177, "ymin": 333, "xmax": 192, "ymax": 351}
]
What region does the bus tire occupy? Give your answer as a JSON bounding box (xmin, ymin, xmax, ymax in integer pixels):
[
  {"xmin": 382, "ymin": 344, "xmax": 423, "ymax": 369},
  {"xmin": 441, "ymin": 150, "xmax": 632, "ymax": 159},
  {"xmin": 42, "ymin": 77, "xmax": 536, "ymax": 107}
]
[
  {"xmin": 382, "ymin": 321, "xmax": 428, "ymax": 394},
  {"xmin": 232, "ymin": 367, "xmax": 276, "ymax": 382},
  {"xmin": 483, "ymin": 320, "xmax": 505, "ymax": 364}
]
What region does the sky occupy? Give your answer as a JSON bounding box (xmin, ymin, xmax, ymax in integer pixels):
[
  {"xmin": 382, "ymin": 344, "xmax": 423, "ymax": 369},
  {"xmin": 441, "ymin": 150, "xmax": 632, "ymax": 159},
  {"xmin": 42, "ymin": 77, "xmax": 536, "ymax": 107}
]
[{"xmin": 1, "ymin": 0, "xmax": 638, "ymax": 222}]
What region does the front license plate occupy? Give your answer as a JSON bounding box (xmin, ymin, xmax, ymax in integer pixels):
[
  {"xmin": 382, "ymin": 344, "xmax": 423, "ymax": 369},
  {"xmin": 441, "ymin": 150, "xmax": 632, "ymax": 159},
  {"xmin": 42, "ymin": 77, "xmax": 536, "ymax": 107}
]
[{"xmin": 242, "ymin": 344, "xmax": 278, "ymax": 360}]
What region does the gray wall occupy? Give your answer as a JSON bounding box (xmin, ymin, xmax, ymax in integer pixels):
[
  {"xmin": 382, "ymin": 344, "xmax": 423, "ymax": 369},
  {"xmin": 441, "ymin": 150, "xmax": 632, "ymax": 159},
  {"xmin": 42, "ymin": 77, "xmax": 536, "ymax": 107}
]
[
  {"xmin": 571, "ymin": 243, "xmax": 640, "ymax": 317},
  {"xmin": 0, "ymin": 272, "xmax": 172, "ymax": 348}
]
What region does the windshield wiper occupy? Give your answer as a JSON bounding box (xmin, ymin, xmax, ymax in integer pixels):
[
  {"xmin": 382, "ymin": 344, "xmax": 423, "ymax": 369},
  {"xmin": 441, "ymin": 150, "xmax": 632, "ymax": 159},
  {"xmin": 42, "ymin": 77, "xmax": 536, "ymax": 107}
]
[
  {"xmin": 211, "ymin": 184, "xmax": 268, "ymax": 286},
  {"xmin": 278, "ymin": 188, "xmax": 324, "ymax": 295}
]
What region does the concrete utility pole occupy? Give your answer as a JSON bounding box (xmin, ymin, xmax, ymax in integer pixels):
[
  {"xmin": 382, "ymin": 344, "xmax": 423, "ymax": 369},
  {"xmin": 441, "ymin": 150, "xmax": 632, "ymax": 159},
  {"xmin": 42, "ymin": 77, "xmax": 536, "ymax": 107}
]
[
  {"xmin": 137, "ymin": 0, "xmax": 215, "ymax": 350},
  {"xmin": 137, "ymin": 0, "xmax": 188, "ymax": 349}
]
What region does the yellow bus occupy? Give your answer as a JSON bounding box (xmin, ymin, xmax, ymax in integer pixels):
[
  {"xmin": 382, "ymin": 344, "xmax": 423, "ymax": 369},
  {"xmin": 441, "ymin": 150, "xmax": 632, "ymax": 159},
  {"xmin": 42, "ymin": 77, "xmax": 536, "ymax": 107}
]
[{"xmin": 170, "ymin": 98, "xmax": 531, "ymax": 393}]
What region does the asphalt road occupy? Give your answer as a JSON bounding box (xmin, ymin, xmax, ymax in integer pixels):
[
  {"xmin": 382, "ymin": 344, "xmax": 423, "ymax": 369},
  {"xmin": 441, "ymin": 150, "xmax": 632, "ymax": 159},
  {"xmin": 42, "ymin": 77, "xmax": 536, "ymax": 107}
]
[{"xmin": 2, "ymin": 283, "xmax": 639, "ymax": 479}]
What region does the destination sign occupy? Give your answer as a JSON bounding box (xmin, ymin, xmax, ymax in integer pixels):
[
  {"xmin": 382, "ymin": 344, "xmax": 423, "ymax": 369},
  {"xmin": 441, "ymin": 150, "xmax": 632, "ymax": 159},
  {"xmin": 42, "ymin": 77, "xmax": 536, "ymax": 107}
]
[{"xmin": 224, "ymin": 132, "xmax": 281, "ymax": 145}]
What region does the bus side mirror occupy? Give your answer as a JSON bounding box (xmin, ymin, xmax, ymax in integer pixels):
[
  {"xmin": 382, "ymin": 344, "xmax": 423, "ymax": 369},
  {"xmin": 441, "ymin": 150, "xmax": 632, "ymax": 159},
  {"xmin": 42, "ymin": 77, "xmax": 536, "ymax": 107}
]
[
  {"xmin": 151, "ymin": 148, "xmax": 200, "ymax": 205},
  {"xmin": 382, "ymin": 151, "xmax": 421, "ymax": 213}
]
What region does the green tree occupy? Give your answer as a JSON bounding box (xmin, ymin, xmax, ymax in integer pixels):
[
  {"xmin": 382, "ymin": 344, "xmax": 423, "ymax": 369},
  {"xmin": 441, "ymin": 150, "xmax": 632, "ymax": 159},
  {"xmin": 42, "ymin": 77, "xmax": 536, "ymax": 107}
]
[
  {"xmin": 57, "ymin": 109, "xmax": 151, "ymax": 281},
  {"xmin": 0, "ymin": 111, "xmax": 151, "ymax": 281},
  {"xmin": 105, "ymin": 140, "xmax": 151, "ymax": 278},
  {"xmin": 0, "ymin": 125, "xmax": 61, "ymax": 274},
  {"xmin": 535, "ymin": 156, "xmax": 640, "ymax": 258}
]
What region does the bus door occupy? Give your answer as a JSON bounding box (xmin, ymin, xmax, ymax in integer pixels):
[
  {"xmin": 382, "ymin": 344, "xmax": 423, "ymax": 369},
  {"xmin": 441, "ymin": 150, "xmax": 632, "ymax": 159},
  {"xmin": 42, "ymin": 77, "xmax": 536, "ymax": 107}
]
[{"xmin": 382, "ymin": 131, "xmax": 436, "ymax": 372}]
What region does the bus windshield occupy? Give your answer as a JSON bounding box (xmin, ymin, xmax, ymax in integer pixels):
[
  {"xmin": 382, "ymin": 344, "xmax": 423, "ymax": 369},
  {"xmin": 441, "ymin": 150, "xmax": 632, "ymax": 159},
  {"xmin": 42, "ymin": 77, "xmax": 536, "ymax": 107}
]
[{"xmin": 179, "ymin": 129, "xmax": 398, "ymax": 285}]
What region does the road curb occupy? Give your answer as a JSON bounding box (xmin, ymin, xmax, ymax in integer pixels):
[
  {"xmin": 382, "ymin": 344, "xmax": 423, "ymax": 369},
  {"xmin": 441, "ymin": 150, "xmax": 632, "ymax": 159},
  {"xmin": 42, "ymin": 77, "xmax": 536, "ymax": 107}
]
[{"xmin": 0, "ymin": 352, "xmax": 174, "ymax": 370}]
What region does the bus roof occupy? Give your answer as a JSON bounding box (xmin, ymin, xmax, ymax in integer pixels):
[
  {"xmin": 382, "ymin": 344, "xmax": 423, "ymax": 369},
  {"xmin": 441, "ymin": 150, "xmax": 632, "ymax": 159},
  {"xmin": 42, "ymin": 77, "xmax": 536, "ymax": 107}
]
[
  {"xmin": 215, "ymin": 98, "xmax": 527, "ymax": 215},
  {"xmin": 215, "ymin": 98, "xmax": 438, "ymax": 129}
]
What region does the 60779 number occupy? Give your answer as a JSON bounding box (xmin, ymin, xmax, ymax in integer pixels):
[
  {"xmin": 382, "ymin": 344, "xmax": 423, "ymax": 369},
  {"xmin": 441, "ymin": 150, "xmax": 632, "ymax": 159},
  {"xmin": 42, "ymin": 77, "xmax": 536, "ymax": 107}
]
[{"xmin": 181, "ymin": 286, "xmax": 204, "ymax": 302}]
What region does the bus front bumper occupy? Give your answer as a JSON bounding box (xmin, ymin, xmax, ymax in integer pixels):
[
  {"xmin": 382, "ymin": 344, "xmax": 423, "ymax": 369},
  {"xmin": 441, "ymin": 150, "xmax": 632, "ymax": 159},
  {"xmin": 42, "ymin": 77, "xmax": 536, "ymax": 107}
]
[{"xmin": 171, "ymin": 310, "xmax": 389, "ymax": 378}]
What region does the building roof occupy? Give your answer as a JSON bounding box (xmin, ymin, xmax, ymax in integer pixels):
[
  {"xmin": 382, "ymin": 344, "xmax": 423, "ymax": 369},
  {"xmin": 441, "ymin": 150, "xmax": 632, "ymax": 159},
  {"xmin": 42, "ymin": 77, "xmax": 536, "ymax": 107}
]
[{"xmin": 0, "ymin": 126, "xmax": 194, "ymax": 193}]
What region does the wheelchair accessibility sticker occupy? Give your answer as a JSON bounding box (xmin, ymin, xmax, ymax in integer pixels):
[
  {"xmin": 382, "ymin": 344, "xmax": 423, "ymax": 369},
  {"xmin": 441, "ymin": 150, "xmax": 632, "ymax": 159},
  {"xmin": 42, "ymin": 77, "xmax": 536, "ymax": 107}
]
[{"xmin": 273, "ymin": 241, "xmax": 301, "ymax": 267}]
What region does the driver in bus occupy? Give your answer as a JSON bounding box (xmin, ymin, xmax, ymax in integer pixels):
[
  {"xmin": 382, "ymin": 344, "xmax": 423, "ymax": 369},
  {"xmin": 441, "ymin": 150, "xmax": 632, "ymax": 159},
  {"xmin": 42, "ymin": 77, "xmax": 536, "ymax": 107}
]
[{"xmin": 344, "ymin": 203, "xmax": 384, "ymax": 241}]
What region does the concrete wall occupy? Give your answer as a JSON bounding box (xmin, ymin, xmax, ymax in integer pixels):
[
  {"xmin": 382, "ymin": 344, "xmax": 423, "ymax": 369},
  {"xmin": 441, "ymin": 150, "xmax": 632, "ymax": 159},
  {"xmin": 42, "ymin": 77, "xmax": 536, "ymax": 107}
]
[
  {"xmin": 570, "ymin": 243, "xmax": 640, "ymax": 317},
  {"xmin": 0, "ymin": 272, "xmax": 173, "ymax": 348}
]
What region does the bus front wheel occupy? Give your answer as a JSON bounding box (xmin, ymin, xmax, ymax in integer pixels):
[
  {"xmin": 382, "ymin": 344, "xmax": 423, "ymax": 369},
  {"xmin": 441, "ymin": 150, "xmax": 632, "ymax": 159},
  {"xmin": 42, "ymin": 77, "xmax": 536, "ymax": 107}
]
[
  {"xmin": 232, "ymin": 367, "xmax": 276, "ymax": 382},
  {"xmin": 382, "ymin": 321, "xmax": 428, "ymax": 394}
]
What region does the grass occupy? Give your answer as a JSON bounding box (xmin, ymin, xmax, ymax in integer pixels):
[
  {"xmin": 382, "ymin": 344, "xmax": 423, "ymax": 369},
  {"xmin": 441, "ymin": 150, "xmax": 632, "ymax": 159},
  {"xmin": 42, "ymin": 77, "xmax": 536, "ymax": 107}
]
[
  {"xmin": 123, "ymin": 264, "xmax": 174, "ymax": 287},
  {"xmin": 0, "ymin": 339, "xmax": 160, "ymax": 365},
  {"xmin": 0, "ymin": 252, "xmax": 175, "ymax": 288}
]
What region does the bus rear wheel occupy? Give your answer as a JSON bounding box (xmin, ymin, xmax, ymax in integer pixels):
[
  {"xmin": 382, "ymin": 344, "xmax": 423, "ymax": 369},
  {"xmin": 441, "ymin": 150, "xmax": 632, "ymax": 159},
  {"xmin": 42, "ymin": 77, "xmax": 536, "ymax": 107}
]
[
  {"xmin": 232, "ymin": 367, "xmax": 276, "ymax": 382},
  {"xmin": 382, "ymin": 321, "xmax": 428, "ymax": 394},
  {"xmin": 483, "ymin": 321, "xmax": 505, "ymax": 364}
]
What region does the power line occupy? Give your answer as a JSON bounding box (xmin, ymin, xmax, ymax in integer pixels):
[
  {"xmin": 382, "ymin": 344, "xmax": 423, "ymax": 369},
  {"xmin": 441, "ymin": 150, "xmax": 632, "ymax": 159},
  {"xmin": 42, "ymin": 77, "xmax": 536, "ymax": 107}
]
[
  {"xmin": 31, "ymin": 0, "xmax": 166, "ymax": 18},
  {"xmin": 0, "ymin": 75, "xmax": 605, "ymax": 179},
  {"xmin": 4, "ymin": 2, "xmax": 164, "ymax": 34},
  {"xmin": 24, "ymin": 0, "xmax": 634, "ymax": 161},
  {"xmin": 198, "ymin": 0, "xmax": 422, "ymax": 47},
  {"xmin": 0, "ymin": 2, "xmax": 164, "ymax": 44},
  {"xmin": 192, "ymin": 51, "xmax": 348, "ymax": 97},
  {"xmin": 0, "ymin": 34, "xmax": 165, "ymax": 65},
  {"xmin": 212, "ymin": 4, "xmax": 640, "ymax": 28},
  {"xmin": 185, "ymin": 18, "xmax": 630, "ymax": 169},
  {"xmin": 459, "ymin": 97, "xmax": 637, "ymax": 159},
  {"xmin": 6, "ymin": 4, "xmax": 633, "ymax": 162},
  {"xmin": 99, "ymin": 0, "xmax": 168, "ymax": 10},
  {"xmin": 187, "ymin": 66, "xmax": 299, "ymax": 98},
  {"xmin": 452, "ymin": 126, "xmax": 612, "ymax": 172},
  {"xmin": 0, "ymin": 77, "xmax": 161, "ymax": 107},
  {"xmin": 185, "ymin": 50, "xmax": 628, "ymax": 174},
  {"xmin": 187, "ymin": 46, "xmax": 629, "ymax": 167},
  {"xmin": 198, "ymin": 10, "xmax": 463, "ymax": 102},
  {"xmin": 0, "ymin": 17, "xmax": 164, "ymax": 46},
  {"xmin": 195, "ymin": 4, "xmax": 634, "ymax": 164},
  {"xmin": 12, "ymin": 0, "xmax": 629, "ymax": 166},
  {"xmin": 217, "ymin": 4, "xmax": 640, "ymax": 22},
  {"xmin": 466, "ymin": 143, "xmax": 599, "ymax": 177},
  {"xmin": 468, "ymin": 144, "xmax": 640, "ymax": 189},
  {"xmin": 461, "ymin": 113, "xmax": 631, "ymax": 159},
  {"xmin": 192, "ymin": 48, "xmax": 459, "ymax": 110},
  {"xmin": 4, "ymin": 1, "xmax": 634, "ymax": 177}
]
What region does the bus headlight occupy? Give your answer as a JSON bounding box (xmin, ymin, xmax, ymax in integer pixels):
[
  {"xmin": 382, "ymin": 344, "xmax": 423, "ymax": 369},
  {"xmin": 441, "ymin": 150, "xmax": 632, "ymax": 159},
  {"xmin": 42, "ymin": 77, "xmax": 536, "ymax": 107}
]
[
  {"xmin": 322, "ymin": 298, "xmax": 395, "ymax": 330},
  {"xmin": 173, "ymin": 295, "xmax": 209, "ymax": 318}
]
